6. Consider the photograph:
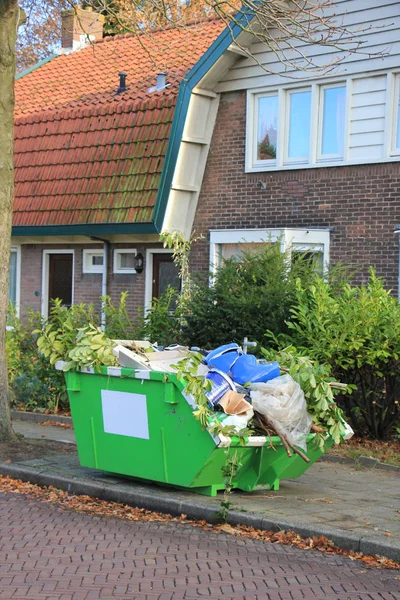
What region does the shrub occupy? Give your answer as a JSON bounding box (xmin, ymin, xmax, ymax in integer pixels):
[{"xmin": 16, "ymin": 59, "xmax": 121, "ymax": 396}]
[
  {"xmin": 6, "ymin": 305, "xmax": 69, "ymax": 413},
  {"xmin": 137, "ymin": 286, "xmax": 184, "ymax": 346},
  {"xmin": 102, "ymin": 291, "xmax": 138, "ymax": 340},
  {"xmin": 182, "ymin": 243, "xmax": 316, "ymax": 349},
  {"xmin": 285, "ymin": 269, "xmax": 400, "ymax": 439}
]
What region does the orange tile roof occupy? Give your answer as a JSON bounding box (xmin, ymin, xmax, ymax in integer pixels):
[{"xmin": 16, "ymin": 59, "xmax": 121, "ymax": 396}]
[{"xmin": 13, "ymin": 19, "xmax": 225, "ymax": 229}]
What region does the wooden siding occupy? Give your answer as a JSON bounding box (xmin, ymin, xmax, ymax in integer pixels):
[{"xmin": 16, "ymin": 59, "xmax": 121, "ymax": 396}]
[
  {"xmin": 349, "ymin": 75, "xmax": 387, "ymax": 160},
  {"xmin": 215, "ymin": 0, "xmax": 400, "ymax": 93}
]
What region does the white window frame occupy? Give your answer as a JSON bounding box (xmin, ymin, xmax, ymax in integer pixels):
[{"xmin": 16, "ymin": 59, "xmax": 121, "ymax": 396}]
[
  {"xmin": 82, "ymin": 249, "xmax": 104, "ymax": 274},
  {"xmin": 209, "ymin": 228, "xmax": 330, "ymax": 275},
  {"xmin": 113, "ymin": 249, "xmax": 137, "ymax": 274},
  {"xmin": 284, "ymin": 87, "xmax": 312, "ymax": 165},
  {"xmin": 248, "ymin": 80, "xmax": 348, "ymax": 172},
  {"xmin": 317, "ymin": 82, "xmax": 347, "ymax": 162},
  {"xmin": 9, "ymin": 245, "xmax": 21, "ymax": 316},
  {"xmin": 41, "ymin": 249, "xmax": 75, "ymax": 319},
  {"xmin": 391, "ymin": 73, "xmax": 400, "ymax": 155},
  {"xmin": 253, "ymin": 91, "xmax": 279, "ymax": 168}
]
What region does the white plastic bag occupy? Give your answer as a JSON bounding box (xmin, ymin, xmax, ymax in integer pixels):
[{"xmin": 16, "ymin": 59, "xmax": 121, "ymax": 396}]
[
  {"xmin": 250, "ymin": 375, "xmax": 312, "ymax": 451},
  {"xmin": 216, "ymin": 408, "xmax": 254, "ymax": 435}
]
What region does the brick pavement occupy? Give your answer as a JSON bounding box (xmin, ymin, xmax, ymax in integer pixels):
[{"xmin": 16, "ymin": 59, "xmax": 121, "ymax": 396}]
[{"xmin": 0, "ymin": 491, "xmax": 399, "ymax": 600}]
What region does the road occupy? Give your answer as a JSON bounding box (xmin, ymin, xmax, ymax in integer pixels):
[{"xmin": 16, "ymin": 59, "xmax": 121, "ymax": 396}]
[{"xmin": 0, "ymin": 492, "xmax": 398, "ymax": 600}]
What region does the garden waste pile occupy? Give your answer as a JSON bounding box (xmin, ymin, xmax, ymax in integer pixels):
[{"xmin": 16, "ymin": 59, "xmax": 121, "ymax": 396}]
[{"xmin": 112, "ymin": 341, "xmax": 354, "ymax": 462}]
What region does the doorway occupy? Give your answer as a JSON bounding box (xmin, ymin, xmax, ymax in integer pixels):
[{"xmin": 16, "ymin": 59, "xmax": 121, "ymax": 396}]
[
  {"xmin": 42, "ymin": 250, "xmax": 74, "ymax": 318},
  {"xmin": 145, "ymin": 250, "xmax": 181, "ymax": 312}
]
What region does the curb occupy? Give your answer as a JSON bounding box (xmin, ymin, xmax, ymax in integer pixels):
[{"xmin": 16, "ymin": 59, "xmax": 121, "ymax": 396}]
[
  {"xmin": 11, "ymin": 412, "xmax": 399, "ymax": 474},
  {"xmin": 11, "ymin": 411, "xmax": 72, "ymax": 425},
  {"xmin": 0, "ymin": 460, "xmax": 398, "ymax": 562},
  {"xmin": 319, "ymin": 453, "xmax": 400, "ymax": 474}
]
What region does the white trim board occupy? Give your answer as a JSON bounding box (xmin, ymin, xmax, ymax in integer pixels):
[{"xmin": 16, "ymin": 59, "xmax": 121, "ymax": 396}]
[
  {"xmin": 41, "ymin": 249, "xmax": 75, "ymax": 318},
  {"xmin": 9, "ymin": 245, "xmax": 21, "ymax": 317},
  {"xmin": 144, "ymin": 248, "xmax": 173, "ymax": 313}
]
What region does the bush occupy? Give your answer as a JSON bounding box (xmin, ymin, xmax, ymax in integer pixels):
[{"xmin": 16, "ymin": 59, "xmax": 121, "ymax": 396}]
[
  {"xmin": 285, "ymin": 269, "xmax": 400, "ymax": 439},
  {"xmin": 137, "ymin": 286, "xmax": 184, "ymax": 346},
  {"xmin": 6, "ymin": 305, "xmax": 69, "ymax": 413},
  {"xmin": 102, "ymin": 291, "xmax": 138, "ymax": 340},
  {"xmin": 182, "ymin": 243, "xmax": 316, "ymax": 349}
]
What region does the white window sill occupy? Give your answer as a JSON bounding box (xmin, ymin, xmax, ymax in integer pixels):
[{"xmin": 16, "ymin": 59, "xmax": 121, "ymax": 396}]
[{"xmin": 245, "ymin": 155, "xmax": 400, "ymax": 173}]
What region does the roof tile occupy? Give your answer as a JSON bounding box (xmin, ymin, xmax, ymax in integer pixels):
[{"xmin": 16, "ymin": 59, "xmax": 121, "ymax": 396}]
[{"xmin": 14, "ymin": 19, "xmax": 225, "ymax": 228}]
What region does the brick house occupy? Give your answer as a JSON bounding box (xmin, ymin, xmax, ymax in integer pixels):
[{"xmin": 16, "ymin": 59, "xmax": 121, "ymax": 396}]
[
  {"xmin": 187, "ymin": 1, "xmax": 400, "ymax": 295},
  {"xmin": 10, "ymin": 8, "xmax": 225, "ymax": 321},
  {"xmin": 10, "ymin": 2, "xmax": 400, "ymax": 321}
]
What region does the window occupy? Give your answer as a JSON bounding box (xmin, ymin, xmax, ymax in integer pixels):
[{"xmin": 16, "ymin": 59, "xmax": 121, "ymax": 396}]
[
  {"xmin": 287, "ymin": 89, "xmax": 311, "ymax": 161},
  {"xmin": 82, "ymin": 250, "xmax": 104, "ymax": 274},
  {"xmin": 8, "ymin": 247, "xmax": 20, "ymax": 307},
  {"xmin": 392, "ymin": 74, "xmax": 400, "ymax": 153},
  {"xmin": 113, "ymin": 249, "xmax": 137, "ymax": 274},
  {"xmin": 319, "ymin": 85, "xmax": 346, "ymax": 159},
  {"xmin": 291, "ymin": 244, "xmax": 324, "ymax": 274},
  {"xmin": 210, "ymin": 229, "xmax": 330, "ymax": 273},
  {"xmin": 257, "ymin": 95, "xmax": 278, "ymax": 162},
  {"xmin": 249, "ymin": 82, "xmax": 347, "ymax": 170}
]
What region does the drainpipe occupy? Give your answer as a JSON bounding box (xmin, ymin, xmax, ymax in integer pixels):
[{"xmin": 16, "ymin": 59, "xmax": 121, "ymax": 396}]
[
  {"xmin": 395, "ymin": 226, "xmax": 400, "ymax": 301},
  {"xmin": 90, "ymin": 236, "xmax": 110, "ymax": 330}
]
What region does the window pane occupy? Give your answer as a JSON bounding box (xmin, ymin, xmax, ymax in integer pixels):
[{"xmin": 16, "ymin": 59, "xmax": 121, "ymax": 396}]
[
  {"xmin": 92, "ymin": 255, "xmax": 103, "ymax": 266},
  {"xmin": 120, "ymin": 253, "xmax": 135, "ymax": 269},
  {"xmin": 8, "ymin": 251, "xmax": 17, "ymax": 304},
  {"xmin": 292, "ymin": 249, "xmax": 323, "ymax": 274},
  {"xmin": 397, "ymin": 89, "xmax": 400, "ymax": 148},
  {"xmin": 257, "ymin": 96, "xmax": 278, "ymax": 160},
  {"xmin": 288, "ymin": 90, "xmax": 311, "ymax": 159},
  {"xmin": 321, "ymin": 86, "xmax": 345, "ymax": 156}
]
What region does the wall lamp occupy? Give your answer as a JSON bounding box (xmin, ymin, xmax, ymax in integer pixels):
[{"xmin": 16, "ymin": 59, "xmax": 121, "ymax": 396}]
[{"xmin": 134, "ymin": 252, "xmax": 144, "ymax": 274}]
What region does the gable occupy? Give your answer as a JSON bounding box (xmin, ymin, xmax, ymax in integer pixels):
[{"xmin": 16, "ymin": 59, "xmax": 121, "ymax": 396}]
[{"xmin": 12, "ymin": 20, "xmax": 226, "ymax": 235}]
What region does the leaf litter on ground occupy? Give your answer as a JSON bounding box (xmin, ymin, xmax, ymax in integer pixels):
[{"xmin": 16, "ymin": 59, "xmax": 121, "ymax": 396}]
[{"xmin": 0, "ymin": 474, "xmax": 398, "ymax": 571}]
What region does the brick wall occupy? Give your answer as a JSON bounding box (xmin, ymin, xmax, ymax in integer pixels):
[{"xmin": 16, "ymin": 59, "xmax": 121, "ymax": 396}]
[
  {"xmin": 191, "ymin": 90, "xmax": 400, "ymax": 291},
  {"xmin": 19, "ymin": 242, "xmax": 164, "ymax": 323}
]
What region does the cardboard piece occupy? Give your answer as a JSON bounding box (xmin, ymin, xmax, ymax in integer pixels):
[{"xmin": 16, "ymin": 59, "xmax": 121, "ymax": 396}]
[{"xmin": 219, "ymin": 390, "xmax": 252, "ymax": 416}]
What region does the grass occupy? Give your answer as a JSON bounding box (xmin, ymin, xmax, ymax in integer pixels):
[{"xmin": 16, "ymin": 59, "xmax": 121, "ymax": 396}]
[{"xmin": 328, "ymin": 436, "xmax": 400, "ymax": 467}]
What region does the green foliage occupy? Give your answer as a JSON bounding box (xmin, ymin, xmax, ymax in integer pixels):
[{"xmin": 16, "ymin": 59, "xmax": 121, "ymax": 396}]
[
  {"xmin": 102, "ymin": 291, "xmax": 138, "ymax": 340},
  {"xmin": 138, "ymin": 286, "xmax": 184, "ymax": 346},
  {"xmin": 218, "ymin": 450, "xmax": 242, "ymax": 522},
  {"xmin": 65, "ymin": 325, "xmax": 118, "ymax": 371},
  {"xmin": 262, "ymin": 345, "xmax": 350, "ymax": 448},
  {"xmin": 34, "ymin": 299, "xmax": 97, "ymax": 367},
  {"xmin": 35, "ymin": 302, "xmax": 117, "ymax": 372},
  {"xmin": 6, "ymin": 304, "xmax": 68, "ymax": 413},
  {"xmin": 183, "ymin": 243, "xmax": 316, "ymax": 348},
  {"xmin": 284, "ymin": 269, "xmax": 400, "ymax": 439},
  {"xmin": 174, "ymin": 351, "xmax": 213, "ymax": 427}
]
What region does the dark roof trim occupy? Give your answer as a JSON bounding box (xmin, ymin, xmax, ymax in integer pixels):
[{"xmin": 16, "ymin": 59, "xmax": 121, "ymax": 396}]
[
  {"xmin": 12, "ymin": 222, "xmax": 157, "ymax": 237},
  {"xmin": 152, "ymin": 12, "xmax": 250, "ymax": 231},
  {"xmin": 16, "ymin": 54, "xmax": 58, "ymax": 80}
]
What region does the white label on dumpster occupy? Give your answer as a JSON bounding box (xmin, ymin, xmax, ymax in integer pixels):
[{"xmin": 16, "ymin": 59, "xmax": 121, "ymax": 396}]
[{"xmin": 101, "ymin": 390, "xmax": 149, "ymax": 439}]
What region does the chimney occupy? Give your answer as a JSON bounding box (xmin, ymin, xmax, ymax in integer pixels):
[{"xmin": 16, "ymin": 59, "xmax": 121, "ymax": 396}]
[
  {"xmin": 116, "ymin": 72, "xmax": 127, "ymax": 94},
  {"xmin": 156, "ymin": 73, "xmax": 166, "ymax": 90},
  {"xmin": 61, "ymin": 4, "xmax": 105, "ymax": 51}
]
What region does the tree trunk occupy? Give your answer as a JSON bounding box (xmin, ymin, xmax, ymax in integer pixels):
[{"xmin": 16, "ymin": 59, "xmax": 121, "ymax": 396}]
[{"xmin": 0, "ymin": 0, "xmax": 19, "ymax": 442}]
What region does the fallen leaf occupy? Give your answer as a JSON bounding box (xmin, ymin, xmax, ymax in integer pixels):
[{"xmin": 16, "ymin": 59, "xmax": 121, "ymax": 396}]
[{"xmin": 0, "ymin": 474, "xmax": 398, "ymax": 570}]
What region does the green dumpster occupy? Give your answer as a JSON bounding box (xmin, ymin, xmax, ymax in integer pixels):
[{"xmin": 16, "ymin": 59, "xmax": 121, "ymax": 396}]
[{"xmin": 64, "ymin": 366, "xmax": 333, "ymax": 497}]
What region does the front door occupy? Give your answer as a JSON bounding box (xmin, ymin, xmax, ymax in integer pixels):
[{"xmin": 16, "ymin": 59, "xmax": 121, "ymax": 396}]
[
  {"xmin": 152, "ymin": 254, "xmax": 181, "ymax": 300},
  {"xmin": 48, "ymin": 253, "xmax": 73, "ymax": 314}
]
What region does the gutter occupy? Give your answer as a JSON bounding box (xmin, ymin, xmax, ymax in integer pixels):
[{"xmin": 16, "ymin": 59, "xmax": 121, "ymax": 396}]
[
  {"xmin": 16, "ymin": 54, "xmax": 58, "ymax": 80},
  {"xmin": 90, "ymin": 236, "xmax": 110, "ymax": 330}
]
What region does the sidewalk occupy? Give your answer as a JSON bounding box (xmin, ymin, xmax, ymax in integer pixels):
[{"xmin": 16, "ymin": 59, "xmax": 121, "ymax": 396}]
[{"xmin": 3, "ymin": 418, "xmax": 399, "ymax": 561}]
